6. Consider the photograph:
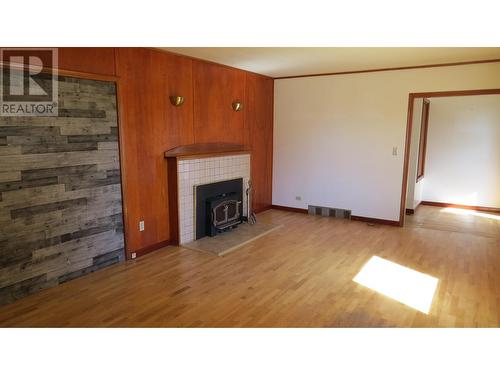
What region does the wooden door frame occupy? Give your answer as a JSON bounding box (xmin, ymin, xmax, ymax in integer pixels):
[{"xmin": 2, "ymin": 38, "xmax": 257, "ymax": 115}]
[
  {"xmin": 398, "ymin": 88, "xmax": 500, "ymax": 226},
  {"xmin": 416, "ymin": 98, "xmax": 430, "ymax": 182}
]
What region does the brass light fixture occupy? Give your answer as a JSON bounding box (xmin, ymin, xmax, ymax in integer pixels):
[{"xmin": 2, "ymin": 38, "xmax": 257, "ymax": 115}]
[
  {"xmin": 232, "ymin": 101, "xmax": 243, "ymax": 112},
  {"xmin": 169, "ymin": 95, "xmax": 185, "ymax": 107}
]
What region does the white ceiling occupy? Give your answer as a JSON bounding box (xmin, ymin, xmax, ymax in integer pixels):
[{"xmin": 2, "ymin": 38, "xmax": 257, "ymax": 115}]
[{"xmin": 162, "ymin": 47, "xmax": 500, "ymax": 78}]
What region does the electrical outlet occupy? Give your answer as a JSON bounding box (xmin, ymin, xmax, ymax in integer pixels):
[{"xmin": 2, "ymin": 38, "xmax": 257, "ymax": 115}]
[
  {"xmin": 295, "ymin": 196, "xmax": 302, "ymax": 201},
  {"xmin": 139, "ymin": 220, "xmax": 145, "ymax": 232},
  {"xmin": 131, "ymin": 252, "xmax": 137, "ymax": 259}
]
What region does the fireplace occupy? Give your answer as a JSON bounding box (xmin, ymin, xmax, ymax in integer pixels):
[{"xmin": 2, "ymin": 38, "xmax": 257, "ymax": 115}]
[
  {"xmin": 164, "ymin": 147, "xmax": 251, "ymax": 244},
  {"xmin": 195, "ymin": 178, "xmax": 243, "ymax": 239}
]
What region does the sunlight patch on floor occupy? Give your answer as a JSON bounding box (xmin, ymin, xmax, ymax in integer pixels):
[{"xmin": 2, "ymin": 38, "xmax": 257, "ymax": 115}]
[
  {"xmin": 441, "ymin": 207, "xmax": 500, "ymax": 221},
  {"xmin": 353, "ymin": 256, "xmax": 439, "ymax": 314}
]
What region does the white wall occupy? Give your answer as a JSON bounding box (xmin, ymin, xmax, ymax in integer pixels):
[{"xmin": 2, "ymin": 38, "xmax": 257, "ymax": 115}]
[
  {"xmin": 421, "ymin": 95, "xmax": 500, "ymax": 208},
  {"xmin": 406, "ymin": 98, "xmax": 424, "ymax": 210},
  {"xmin": 414, "ymin": 166, "xmax": 424, "ymax": 208},
  {"xmin": 273, "ymin": 62, "xmax": 500, "ymax": 221}
]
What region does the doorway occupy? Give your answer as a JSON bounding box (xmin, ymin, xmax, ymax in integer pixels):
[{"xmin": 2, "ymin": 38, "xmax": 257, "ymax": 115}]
[{"xmin": 400, "ymin": 89, "xmax": 500, "ymax": 235}]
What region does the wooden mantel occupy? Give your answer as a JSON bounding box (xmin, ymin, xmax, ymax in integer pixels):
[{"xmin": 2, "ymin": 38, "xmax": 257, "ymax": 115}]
[{"xmin": 164, "ymin": 143, "xmax": 250, "ymax": 158}]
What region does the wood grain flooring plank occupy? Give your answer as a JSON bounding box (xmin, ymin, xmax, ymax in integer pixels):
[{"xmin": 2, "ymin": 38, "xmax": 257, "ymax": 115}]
[{"xmin": 0, "ymin": 208, "xmax": 497, "ymax": 327}]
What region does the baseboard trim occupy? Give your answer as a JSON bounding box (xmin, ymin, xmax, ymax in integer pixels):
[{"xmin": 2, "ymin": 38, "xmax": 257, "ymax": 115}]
[
  {"xmin": 271, "ymin": 204, "xmax": 308, "ymax": 214},
  {"xmin": 351, "ymin": 215, "xmax": 400, "ymax": 226},
  {"xmin": 405, "ymin": 201, "xmax": 423, "ymax": 216},
  {"xmin": 420, "ymin": 201, "xmax": 500, "ymax": 213},
  {"xmin": 129, "ymin": 240, "xmax": 174, "ymax": 260},
  {"xmin": 271, "ymin": 205, "xmax": 400, "ymax": 226}
]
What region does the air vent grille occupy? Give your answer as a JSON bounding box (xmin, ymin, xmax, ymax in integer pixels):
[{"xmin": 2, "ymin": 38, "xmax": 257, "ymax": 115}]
[{"xmin": 308, "ymin": 205, "xmax": 351, "ymax": 219}]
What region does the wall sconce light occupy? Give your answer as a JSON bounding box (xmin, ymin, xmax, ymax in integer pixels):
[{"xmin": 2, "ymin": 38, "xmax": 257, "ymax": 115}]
[
  {"xmin": 169, "ymin": 96, "xmax": 185, "ymax": 107},
  {"xmin": 232, "ymin": 101, "xmax": 243, "ymax": 112}
]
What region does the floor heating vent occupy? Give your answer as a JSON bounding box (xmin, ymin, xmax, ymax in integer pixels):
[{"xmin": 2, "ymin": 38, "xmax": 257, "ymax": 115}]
[{"xmin": 308, "ymin": 205, "xmax": 352, "ymax": 219}]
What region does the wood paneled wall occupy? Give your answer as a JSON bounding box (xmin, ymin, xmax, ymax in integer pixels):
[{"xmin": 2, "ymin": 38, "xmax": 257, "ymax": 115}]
[
  {"xmin": 192, "ymin": 61, "xmax": 246, "ymax": 144},
  {"xmin": 115, "ymin": 48, "xmax": 197, "ymax": 255},
  {"xmin": 3, "ymin": 47, "xmax": 274, "ymax": 258},
  {"xmin": 58, "ymin": 47, "xmax": 116, "ymax": 76},
  {"xmin": 245, "ymin": 73, "xmax": 274, "ymax": 212},
  {"xmin": 114, "ymin": 48, "xmax": 274, "ymax": 258},
  {"xmin": 1, "ymin": 47, "xmax": 116, "ymax": 77}
]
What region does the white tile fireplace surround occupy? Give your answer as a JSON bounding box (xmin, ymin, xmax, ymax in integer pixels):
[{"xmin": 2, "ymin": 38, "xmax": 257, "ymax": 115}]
[{"xmin": 177, "ymin": 153, "xmax": 251, "ymax": 244}]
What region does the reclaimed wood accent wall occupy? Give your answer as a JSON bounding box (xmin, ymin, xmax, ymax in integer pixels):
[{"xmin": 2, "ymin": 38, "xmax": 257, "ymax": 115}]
[{"xmin": 0, "ymin": 72, "xmax": 124, "ymax": 306}]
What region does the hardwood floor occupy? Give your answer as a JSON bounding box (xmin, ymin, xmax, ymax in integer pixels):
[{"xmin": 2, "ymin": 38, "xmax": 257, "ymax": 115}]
[
  {"xmin": 1, "ymin": 208, "xmax": 499, "ymax": 327},
  {"xmin": 406, "ymin": 204, "xmax": 500, "ymax": 238}
]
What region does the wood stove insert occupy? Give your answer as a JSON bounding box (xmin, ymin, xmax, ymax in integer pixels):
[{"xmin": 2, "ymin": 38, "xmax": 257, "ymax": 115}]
[{"xmin": 195, "ymin": 178, "xmax": 244, "ymax": 239}]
